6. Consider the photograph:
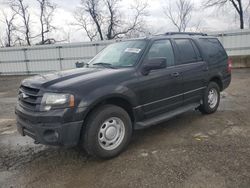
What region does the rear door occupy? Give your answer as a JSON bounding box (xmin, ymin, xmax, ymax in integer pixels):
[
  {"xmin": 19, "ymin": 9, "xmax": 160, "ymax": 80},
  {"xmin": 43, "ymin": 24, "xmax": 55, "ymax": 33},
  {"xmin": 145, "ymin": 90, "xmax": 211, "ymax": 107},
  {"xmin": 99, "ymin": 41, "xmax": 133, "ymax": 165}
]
[{"xmin": 173, "ymin": 38, "xmax": 208, "ymax": 105}]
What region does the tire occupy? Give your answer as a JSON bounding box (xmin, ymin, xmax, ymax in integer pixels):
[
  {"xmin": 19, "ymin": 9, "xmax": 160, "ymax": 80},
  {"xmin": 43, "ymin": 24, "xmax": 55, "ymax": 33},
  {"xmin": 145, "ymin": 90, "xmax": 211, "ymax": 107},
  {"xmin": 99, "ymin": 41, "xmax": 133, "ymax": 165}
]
[
  {"xmin": 199, "ymin": 82, "xmax": 220, "ymax": 114},
  {"xmin": 81, "ymin": 104, "xmax": 132, "ymax": 159}
]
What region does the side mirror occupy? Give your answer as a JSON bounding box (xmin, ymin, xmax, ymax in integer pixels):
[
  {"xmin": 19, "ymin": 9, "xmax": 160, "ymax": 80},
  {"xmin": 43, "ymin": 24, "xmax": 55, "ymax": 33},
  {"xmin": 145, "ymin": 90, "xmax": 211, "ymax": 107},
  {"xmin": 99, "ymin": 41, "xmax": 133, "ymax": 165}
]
[
  {"xmin": 75, "ymin": 61, "xmax": 85, "ymax": 68},
  {"xmin": 141, "ymin": 58, "xmax": 167, "ymax": 75}
]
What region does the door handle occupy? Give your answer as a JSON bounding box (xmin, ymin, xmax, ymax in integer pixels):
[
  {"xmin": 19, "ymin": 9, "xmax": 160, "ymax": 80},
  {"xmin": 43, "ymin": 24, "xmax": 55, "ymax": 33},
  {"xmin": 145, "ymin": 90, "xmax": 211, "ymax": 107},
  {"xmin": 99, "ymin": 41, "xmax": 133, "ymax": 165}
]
[{"xmin": 171, "ymin": 72, "xmax": 180, "ymax": 77}]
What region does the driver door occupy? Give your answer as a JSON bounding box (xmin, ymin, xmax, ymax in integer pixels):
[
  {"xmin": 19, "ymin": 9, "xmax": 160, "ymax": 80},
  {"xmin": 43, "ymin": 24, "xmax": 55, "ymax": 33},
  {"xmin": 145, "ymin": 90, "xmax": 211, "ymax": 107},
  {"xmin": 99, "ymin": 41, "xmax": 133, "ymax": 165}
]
[{"xmin": 137, "ymin": 39, "xmax": 183, "ymax": 119}]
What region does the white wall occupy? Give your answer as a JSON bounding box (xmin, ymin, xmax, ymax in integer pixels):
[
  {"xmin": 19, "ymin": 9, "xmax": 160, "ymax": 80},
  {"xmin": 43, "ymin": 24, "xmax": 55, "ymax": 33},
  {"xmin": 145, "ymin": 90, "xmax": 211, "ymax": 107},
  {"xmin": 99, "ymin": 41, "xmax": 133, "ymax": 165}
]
[{"xmin": 208, "ymin": 29, "xmax": 250, "ymax": 57}]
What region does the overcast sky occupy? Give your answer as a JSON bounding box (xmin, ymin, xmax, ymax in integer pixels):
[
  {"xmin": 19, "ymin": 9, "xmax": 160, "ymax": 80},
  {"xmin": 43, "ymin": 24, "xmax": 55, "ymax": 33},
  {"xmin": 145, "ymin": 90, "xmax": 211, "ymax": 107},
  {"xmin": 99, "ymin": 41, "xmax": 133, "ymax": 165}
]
[{"xmin": 0, "ymin": 0, "xmax": 245, "ymax": 44}]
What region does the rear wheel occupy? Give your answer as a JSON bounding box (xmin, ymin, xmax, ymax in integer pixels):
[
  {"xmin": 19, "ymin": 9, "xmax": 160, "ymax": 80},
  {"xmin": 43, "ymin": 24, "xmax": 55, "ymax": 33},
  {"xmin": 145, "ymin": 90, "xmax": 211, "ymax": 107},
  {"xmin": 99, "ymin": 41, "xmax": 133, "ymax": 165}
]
[
  {"xmin": 199, "ymin": 82, "xmax": 220, "ymax": 114},
  {"xmin": 81, "ymin": 104, "xmax": 132, "ymax": 159}
]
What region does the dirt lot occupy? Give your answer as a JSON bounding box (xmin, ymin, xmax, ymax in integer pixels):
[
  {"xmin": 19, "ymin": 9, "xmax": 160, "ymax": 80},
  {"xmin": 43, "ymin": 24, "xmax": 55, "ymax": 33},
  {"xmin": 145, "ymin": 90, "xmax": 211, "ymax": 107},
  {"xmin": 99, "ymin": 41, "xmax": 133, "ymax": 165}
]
[{"xmin": 0, "ymin": 69, "xmax": 250, "ymax": 188}]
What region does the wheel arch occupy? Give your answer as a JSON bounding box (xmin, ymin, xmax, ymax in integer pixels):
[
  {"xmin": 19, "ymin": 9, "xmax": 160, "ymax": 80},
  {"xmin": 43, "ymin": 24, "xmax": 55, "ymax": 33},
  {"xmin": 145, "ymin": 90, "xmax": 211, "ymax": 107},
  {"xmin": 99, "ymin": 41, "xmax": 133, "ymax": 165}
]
[
  {"xmin": 83, "ymin": 95, "xmax": 136, "ymax": 125},
  {"xmin": 209, "ymin": 76, "xmax": 223, "ymax": 91}
]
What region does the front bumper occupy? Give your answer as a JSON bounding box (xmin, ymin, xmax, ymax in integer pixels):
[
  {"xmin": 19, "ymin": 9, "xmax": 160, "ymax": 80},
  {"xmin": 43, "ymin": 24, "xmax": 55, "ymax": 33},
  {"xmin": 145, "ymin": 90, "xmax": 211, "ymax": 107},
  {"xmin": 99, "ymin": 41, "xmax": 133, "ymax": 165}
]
[{"xmin": 15, "ymin": 104, "xmax": 86, "ymax": 147}]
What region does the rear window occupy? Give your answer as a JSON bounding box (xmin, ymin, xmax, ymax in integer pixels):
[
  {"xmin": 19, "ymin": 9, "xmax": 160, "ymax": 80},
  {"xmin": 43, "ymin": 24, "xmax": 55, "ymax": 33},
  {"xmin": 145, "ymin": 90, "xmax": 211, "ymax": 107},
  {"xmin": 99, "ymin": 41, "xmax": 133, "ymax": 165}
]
[
  {"xmin": 174, "ymin": 39, "xmax": 199, "ymax": 64},
  {"xmin": 198, "ymin": 38, "xmax": 227, "ymax": 63}
]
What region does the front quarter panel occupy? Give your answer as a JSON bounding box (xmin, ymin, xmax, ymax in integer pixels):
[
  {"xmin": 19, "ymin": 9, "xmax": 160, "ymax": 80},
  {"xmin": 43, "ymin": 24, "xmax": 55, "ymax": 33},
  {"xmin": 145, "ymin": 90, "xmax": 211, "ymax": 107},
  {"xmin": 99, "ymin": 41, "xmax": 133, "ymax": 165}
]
[
  {"xmin": 71, "ymin": 68, "xmax": 141, "ymax": 110},
  {"xmin": 78, "ymin": 84, "xmax": 138, "ymax": 108}
]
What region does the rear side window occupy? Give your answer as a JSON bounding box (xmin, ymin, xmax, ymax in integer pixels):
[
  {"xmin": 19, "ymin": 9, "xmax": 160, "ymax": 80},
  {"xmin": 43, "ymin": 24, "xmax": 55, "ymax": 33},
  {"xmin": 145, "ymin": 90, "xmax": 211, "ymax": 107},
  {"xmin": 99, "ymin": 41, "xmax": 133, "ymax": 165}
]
[
  {"xmin": 198, "ymin": 38, "xmax": 227, "ymax": 63},
  {"xmin": 174, "ymin": 39, "xmax": 199, "ymax": 64},
  {"xmin": 146, "ymin": 40, "xmax": 175, "ymax": 66}
]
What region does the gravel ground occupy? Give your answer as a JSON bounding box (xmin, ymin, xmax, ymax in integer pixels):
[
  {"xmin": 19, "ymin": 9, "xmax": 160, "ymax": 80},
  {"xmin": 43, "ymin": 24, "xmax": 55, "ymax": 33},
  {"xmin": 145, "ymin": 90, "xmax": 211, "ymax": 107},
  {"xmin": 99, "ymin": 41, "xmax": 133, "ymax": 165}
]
[{"xmin": 0, "ymin": 69, "xmax": 250, "ymax": 188}]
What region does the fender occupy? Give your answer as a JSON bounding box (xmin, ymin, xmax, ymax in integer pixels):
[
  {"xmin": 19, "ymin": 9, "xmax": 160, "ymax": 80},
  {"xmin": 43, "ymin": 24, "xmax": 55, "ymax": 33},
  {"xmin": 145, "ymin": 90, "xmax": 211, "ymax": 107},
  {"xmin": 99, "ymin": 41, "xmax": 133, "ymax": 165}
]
[{"xmin": 77, "ymin": 84, "xmax": 138, "ymax": 109}]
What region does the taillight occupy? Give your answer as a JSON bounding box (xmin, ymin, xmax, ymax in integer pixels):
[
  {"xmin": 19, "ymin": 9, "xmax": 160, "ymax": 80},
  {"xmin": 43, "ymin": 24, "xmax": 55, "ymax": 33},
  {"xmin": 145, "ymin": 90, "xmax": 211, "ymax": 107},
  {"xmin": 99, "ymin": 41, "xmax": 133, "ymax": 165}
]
[{"xmin": 227, "ymin": 58, "xmax": 232, "ymax": 73}]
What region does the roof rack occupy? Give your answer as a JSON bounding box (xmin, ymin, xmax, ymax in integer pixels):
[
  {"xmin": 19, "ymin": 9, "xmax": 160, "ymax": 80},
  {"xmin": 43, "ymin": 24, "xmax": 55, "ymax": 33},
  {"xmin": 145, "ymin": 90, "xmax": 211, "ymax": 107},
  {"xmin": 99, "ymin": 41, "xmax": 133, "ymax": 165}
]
[{"xmin": 165, "ymin": 32, "xmax": 207, "ymax": 36}]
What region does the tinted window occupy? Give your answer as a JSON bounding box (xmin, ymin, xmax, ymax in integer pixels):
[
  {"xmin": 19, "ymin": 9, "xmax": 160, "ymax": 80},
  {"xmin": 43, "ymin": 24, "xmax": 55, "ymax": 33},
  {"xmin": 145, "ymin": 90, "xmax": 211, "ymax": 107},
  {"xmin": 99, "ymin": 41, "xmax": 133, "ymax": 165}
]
[
  {"xmin": 175, "ymin": 39, "xmax": 198, "ymax": 64},
  {"xmin": 146, "ymin": 40, "xmax": 175, "ymax": 66},
  {"xmin": 198, "ymin": 38, "xmax": 227, "ymax": 63},
  {"xmin": 192, "ymin": 41, "xmax": 202, "ymax": 60}
]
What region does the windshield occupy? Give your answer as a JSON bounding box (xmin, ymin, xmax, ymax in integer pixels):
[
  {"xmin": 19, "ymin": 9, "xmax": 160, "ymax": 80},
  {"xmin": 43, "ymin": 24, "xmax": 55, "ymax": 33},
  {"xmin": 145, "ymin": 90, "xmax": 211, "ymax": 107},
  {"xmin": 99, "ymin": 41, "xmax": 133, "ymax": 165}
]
[{"xmin": 88, "ymin": 40, "xmax": 147, "ymax": 68}]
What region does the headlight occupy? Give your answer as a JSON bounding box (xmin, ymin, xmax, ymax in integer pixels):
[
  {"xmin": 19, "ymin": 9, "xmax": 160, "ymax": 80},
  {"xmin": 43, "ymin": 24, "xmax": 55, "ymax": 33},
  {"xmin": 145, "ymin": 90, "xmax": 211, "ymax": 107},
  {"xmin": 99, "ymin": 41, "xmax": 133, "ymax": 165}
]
[{"xmin": 41, "ymin": 93, "xmax": 75, "ymax": 111}]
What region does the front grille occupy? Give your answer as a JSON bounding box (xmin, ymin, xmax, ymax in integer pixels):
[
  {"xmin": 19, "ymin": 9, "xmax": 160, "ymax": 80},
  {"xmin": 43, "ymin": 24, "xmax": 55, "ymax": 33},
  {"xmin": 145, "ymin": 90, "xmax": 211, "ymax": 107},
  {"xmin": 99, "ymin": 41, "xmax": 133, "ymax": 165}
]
[
  {"xmin": 20, "ymin": 85, "xmax": 40, "ymax": 96},
  {"xmin": 18, "ymin": 85, "xmax": 41, "ymax": 111}
]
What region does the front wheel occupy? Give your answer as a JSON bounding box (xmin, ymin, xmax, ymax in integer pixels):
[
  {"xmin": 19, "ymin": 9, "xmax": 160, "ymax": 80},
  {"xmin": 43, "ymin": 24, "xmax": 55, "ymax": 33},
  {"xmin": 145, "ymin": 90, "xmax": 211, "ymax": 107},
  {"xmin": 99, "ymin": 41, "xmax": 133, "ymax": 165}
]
[
  {"xmin": 81, "ymin": 104, "xmax": 132, "ymax": 159},
  {"xmin": 199, "ymin": 82, "xmax": 220, "ymax": 114}
]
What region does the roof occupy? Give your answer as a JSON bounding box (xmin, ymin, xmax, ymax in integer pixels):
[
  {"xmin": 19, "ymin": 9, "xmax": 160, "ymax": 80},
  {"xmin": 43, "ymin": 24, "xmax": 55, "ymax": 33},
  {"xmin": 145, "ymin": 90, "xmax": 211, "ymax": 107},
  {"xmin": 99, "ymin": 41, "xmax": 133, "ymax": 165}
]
[{"xmin": 144, "ymin": 32, "xmax": 218, "ymax": 41}]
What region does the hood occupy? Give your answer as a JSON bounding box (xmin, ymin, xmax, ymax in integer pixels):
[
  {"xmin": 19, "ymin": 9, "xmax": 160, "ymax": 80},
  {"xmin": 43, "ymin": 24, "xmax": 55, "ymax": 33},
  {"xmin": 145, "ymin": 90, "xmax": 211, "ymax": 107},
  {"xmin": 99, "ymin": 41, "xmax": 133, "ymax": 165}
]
[{"xmin": 21, "ymin": 68, "xmax": 122, "ymax": 90}]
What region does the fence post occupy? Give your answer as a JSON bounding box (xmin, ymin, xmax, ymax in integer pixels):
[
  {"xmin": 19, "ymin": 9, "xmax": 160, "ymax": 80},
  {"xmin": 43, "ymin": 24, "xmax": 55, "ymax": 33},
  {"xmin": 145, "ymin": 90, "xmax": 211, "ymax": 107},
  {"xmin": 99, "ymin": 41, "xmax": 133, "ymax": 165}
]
[
  {"xmin": 23, "ymin": 48, "xmax": 29, "ymax": 74},
  {"xmin": 95, "ymin": 43, "xmax": 99, "ymax": 55},
  {"xmin": 57, "ymin": 46, "xmax": 63, "ymax": 70},
  {"xmin": 221, "ymin": 32, "xmax": 225, "ymax": 46}
]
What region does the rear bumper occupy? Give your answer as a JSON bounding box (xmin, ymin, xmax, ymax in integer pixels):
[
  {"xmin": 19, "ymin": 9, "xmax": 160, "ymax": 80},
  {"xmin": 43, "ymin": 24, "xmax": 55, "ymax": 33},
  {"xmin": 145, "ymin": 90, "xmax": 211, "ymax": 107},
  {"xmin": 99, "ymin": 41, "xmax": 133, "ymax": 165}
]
[{"xmin": 15, "ymin": 104, "xmax": 86, "ymax": 147}]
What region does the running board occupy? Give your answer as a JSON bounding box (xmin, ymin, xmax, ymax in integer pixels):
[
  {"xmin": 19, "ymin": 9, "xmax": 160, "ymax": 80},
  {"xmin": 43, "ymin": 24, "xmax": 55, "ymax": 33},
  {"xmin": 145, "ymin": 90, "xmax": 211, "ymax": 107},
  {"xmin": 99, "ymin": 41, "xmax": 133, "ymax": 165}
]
[{"xmin": 134, "ymin": 103, "xmax": 200, "ymax": 129}]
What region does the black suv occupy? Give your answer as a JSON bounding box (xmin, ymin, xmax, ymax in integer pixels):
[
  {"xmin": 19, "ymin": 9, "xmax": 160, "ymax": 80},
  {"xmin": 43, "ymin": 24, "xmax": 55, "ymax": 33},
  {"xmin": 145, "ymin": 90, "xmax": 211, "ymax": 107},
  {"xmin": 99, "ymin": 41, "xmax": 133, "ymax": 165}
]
[{"xmin": 16, "ymin": 32, "xmax": 231, "ymax": 158}]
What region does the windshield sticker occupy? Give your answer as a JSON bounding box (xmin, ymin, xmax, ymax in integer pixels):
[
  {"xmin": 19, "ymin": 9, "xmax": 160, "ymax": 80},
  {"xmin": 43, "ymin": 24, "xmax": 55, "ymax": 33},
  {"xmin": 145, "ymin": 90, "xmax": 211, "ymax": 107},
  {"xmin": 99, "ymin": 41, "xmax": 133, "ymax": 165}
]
[{"xmin": 124, "ymin": 48, "xmax": 141, "ymax": 53}]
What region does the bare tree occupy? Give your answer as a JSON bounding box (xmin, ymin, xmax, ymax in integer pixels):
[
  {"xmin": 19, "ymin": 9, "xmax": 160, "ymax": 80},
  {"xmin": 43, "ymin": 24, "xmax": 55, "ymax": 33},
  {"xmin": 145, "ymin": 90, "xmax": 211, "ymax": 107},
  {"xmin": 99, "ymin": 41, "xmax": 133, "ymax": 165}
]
[
  {"xmin": 36, "ymin": 0, "xmax": 56, "ymax": 44},
  {"xmin": 74, "ymin": 0, "xmax": 148, "ymax": 41},
  {"xmin": 80, "ymin": 0, "xmax": 104, "ymax": 40},
  {"xmin": 105, "ymin": 0, "xmax": 119, "ymax": 40},
  {"xmin": 74, "ymin": 7, "xmax": 98, "ymax": 41},
  {"xmin": 204, "ymin": 0, "xmax": 245, "ymax": 29},
  {"xmin": 163, "ymin": 0, "xmax": 194, "ymax": 32},
  {"xmin": 106, "ymin": 0, "xmax": 148, "ymax": 39},
  {"xmin": 0, "ymin": 11, "xmax": 17, "ymax": 47},
  {"xmin": 9, "ymin": 0, "xmax": 31, "ymax": 45}
]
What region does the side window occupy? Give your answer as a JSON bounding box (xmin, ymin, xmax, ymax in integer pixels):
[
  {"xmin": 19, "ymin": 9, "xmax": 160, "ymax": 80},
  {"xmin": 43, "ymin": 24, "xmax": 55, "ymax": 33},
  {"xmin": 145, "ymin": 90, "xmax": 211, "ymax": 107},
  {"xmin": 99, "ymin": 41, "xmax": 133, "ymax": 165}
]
[
  {"xmin": 198, "ymin": 38, "xmax": 227, "ymax": 63},
  {"xmin": 145, "ymin": 40, "xmax": 175, "ymax": 66},
  {"xmin": 191, "ymin": 41, "xmax": 202, "ymax": 60},
  {"xmin": 175, "ymin": 39, "xmax": 198, "ymax": 64}
]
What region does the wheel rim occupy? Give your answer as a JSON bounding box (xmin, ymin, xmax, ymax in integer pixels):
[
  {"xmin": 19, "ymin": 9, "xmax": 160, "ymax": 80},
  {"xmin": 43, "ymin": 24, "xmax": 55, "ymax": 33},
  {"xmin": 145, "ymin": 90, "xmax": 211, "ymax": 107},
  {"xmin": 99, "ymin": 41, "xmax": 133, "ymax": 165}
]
[
  {"xmin": 208, "ymin": 88, "xmax": 218, "ymax": 109},
  {"xmin": 98, "ymin": 117, "xmax": 125, "ymax": 151}
]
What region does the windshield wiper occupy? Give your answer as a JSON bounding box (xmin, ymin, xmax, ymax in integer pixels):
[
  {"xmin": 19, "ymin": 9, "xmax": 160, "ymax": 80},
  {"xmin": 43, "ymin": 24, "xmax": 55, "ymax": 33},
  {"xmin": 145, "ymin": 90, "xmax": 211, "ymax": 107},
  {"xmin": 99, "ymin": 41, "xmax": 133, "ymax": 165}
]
[{"xmin": 92, "ymin": 62, "xmax": 116, "ymax": 69}]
